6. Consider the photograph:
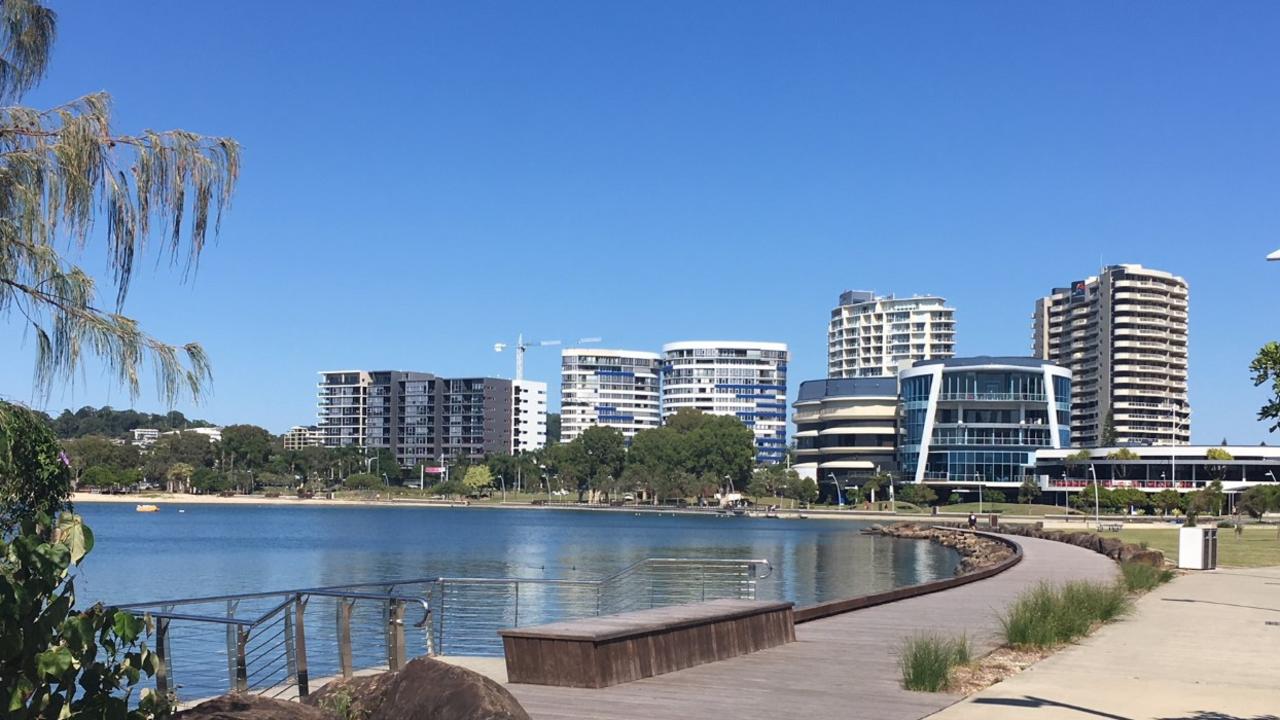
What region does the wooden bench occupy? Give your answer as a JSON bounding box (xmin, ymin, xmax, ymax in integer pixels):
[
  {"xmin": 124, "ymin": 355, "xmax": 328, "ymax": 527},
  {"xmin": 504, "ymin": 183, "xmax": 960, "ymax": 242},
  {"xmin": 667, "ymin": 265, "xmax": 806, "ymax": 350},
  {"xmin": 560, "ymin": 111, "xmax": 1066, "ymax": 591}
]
[
  {"xmin": 1098, "ymin": 522, "xmax": 1124, "ymax": 532},
  {"xmin": 499, "ymin": 598, "xmax": 795, "ymax": 688}
]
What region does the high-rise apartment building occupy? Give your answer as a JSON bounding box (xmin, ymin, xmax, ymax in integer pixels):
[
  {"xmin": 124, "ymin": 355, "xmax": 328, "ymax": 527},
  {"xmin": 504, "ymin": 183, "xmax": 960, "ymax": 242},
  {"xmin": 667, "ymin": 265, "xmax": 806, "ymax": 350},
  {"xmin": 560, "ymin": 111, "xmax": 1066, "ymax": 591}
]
[
  {"xmin": 792, "ymin": 378, "xmax": 898, "ymax": 486},
  {"xmin": 560, "ymin": 348, "xmax": 662, "ymax": 442},
  {"xmin": 1032, "ymin": 264, "xmax": 1189, "ymax": 447},
  {"xmin": 282, "ymin": 425, "xmax": 324, "ymax": 450},
  {"xmin": 661, "ymin": 341, "xmax": 789, "ymax": 464},
  {"xmin": 828, "ymin": 291, "xmax": 956, "ymax": 378},
  {"xmin": 317, "ymin": 370, "xmax": 547, "ymax": 469}
]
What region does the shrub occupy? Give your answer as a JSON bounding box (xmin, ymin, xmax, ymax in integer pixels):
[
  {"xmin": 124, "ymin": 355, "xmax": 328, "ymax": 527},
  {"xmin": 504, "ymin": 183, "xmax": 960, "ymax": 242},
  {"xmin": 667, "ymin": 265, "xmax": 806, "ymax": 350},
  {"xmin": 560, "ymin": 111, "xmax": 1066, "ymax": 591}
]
[
  {"xmin": 343, "ymin": 473, "xmax": 382, "ymax": 491},
  {"xmin": 1120, "ymin": 562, "xmax": 1175, "ymax": 592},
  {"xmin": 1001, "ymin": 581, "xmax": 1131, "ymax": 648},
  {"xmin": 899, "ymin": 633, "xmax": 970, "ymax": 692}
]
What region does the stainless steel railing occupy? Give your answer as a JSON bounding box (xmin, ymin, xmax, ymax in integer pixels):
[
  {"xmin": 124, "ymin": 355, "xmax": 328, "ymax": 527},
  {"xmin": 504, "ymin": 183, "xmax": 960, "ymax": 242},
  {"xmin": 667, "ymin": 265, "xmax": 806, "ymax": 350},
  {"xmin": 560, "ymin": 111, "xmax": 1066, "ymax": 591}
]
[{"xmin": 120, "ymin": 557, "xmax": 771, "ymax": 703}]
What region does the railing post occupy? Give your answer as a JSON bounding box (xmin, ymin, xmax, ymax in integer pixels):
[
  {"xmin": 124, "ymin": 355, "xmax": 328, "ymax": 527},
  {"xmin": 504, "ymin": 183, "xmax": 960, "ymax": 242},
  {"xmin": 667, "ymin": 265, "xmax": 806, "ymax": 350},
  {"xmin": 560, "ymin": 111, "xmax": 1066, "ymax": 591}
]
[
  {"xmin": 337, "ymin": 599, "xmax": 354, "ymax": 679},
  {"xmin": 225, "ymin": 600, "xmax": 239, "ymax": 690},
  {"xmin": 386, "ymin": 600, "xmax": 406, "ymax": 671},
  {"xmin": 438, "ymin": 583, "xmax": 446, "ymax": 656},
  {"xmin": 283, "ymin": 602, "xmax": 297, "ymax": 685},
  {"xmin": 294, "ymin": 595, "xmax": 310, "ymax": 698},
  {"xmin": 424, "ymin": 607, "xmax": 435, "ymax": 656},
  {"xmin": 154, "ymin": 617, "xmax": 171, "ymax": 700},
  {"xmin": 513, "ymin": 582, "xmax": 520, "ymax": 627},
  {"xmin": 235, "ymin": 626, "xmax": 249, "ymax": 693}
]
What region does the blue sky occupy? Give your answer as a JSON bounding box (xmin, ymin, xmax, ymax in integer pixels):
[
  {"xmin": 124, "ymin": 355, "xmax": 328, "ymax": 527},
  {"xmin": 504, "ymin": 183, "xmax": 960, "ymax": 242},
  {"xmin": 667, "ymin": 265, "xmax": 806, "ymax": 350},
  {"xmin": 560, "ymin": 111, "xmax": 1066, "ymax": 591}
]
[{"xmin": 1, "ymin": 1, "xmax": 1277, "ymax": 443}]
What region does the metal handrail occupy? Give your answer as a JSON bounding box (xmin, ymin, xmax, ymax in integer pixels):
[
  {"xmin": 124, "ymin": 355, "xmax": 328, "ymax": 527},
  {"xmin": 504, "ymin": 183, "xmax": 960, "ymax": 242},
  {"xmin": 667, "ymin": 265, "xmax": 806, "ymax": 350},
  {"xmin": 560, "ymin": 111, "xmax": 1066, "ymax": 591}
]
[{"xmin": 121, "ymin": 557, "xmax": 772, "ymax": 703}]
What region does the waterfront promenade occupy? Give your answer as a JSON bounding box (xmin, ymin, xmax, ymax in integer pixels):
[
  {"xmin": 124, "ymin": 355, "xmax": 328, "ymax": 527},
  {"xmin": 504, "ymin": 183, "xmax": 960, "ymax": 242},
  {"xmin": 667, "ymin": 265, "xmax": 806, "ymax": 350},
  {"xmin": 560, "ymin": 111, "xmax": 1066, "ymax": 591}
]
[
  {"xmin": 504, "ymin": 534, "xmax": 1117, "ymax": 720},
  {"xmin": 933, "ymin": 565, "xmax": 1280, "ymax": 720}
]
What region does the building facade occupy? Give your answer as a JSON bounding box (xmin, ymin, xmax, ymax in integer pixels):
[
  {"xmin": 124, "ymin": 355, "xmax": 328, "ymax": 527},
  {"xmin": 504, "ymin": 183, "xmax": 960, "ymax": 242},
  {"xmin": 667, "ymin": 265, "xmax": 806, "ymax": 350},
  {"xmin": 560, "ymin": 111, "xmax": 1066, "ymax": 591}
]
[
  {"xmin": 899, "ymin": 357, "xmax": 1072, "ymax": 487},
  {"xmin": 1033, "ymin": 264, "xmax": 1189, "ymax": 447},
  {"xmin": 793, "ymin": 378, "xmax": 898, "ymax": 487},
  {"xmin": 828, "ymin": 291, "xmax": 956, "ymax": 378},
  {"xmin": 282, "ymin": 425, "xmax": 324, "ymax": 450},
  {"xmin": 1036, "ymin": 446, "xmax": 1280, "ymax": 495},
  {"xmin": 560, "ymin": 348, "xmax": 662, "ymax": 442},
  {"xmin": 318, "ymin": 370, "xmax": 546, "ymax": 470},
  {"xmin": 661, "ymin": 341, "xmax": 789, "ymax": 464}
]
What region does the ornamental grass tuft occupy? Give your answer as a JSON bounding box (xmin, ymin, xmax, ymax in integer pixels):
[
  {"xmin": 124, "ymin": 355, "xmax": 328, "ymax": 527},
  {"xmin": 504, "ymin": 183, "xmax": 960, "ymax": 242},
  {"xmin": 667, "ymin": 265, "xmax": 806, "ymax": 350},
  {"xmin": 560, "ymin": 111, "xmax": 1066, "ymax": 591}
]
[
  {"xmin": 899, "ymin": 633, "xmax": 970, "ymax": 692},
  {"xmin": 1000, "ymin": 580, "xmax": 1131, "ymax": 649},
  {"xmin": 1119, "ymin": 561, "xmax": 1175, "ymax": 593}
]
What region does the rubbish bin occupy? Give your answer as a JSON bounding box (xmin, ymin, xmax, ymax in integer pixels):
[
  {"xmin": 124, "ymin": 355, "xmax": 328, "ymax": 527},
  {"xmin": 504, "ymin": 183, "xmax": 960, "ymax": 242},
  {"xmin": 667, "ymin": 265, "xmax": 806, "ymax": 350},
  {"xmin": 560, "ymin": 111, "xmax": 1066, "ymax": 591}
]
[
  {"xmin": 989, "ymin": 514, "xmax": 999, "ymax": 529},
  {"xmin": 931, "ymin": 505, "xmax": 939, "ymax": 517},
  {"xmin": 1178, "ymin": 527, "xmax": 1218, "ymax": 570}
]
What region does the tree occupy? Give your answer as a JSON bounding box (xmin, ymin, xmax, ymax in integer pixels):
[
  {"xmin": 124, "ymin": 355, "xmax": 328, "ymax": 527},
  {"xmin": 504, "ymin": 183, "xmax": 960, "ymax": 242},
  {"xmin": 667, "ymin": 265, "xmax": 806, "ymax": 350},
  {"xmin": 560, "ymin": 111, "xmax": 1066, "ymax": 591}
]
[
  {"xmin": 0, "ymin": 401, "xmax": 72, "ymax": 533},
  {"xmin": 80, "ymin": 465, "xmax": 119, "ymax": 489},
  {"xmin": 164, "ymin": 462, "xmax": 194, "ymax": 493},
  {"xmin": 343, "ymin": 473, "xmax": 381, "ymax": 491},
  {"xmin": 1101, "ymin": 410, "xmax": 1118, "ymax": 446},
  {"xmin": 862, "ymin": 470, "xmax": 892, "ymax": 505},
  {"xmin": 1018, "ymin": 476, "xmax": 1039, "ymax": 505},
  {"xmin": 1205, "ymin": 447, "xmax": 1234, "ymax": 482},
  {"xmin": 782, "ymin": 473, "xmax": 818, "ymax": 505},
  {"xmin": 1151, "ymin": 488, "xmax": 1182, "ymax": 517},
  {"xmin": 1, "ymin": 1, "xmax": 239, "ymax": 405},
  {"xmin": 1239, "ymin": 485, "xmax": 1280, "ymax": 520},
  {"xmin": 898, "ymin": 483, "xmax": 937, "ymax": 507},
  {"xmin": 1106, "ymin": 448, "xmax": 1139, "ymax": 479},
  {"xmin": 219, "ymin": 425, "xmax": 273, "ymax": 471},
  {"xmin": 1251, "ymin": 341, "xmax": 1280, "ymax": 432},
  {"xmin": 576, "ymin": 426, "xmax": 626, "ymax": 500},
  {"xmin": 1063, "ymin": 449, "xmax": 1091, "ymax": 479},
  {"xmin": 462, "ymin": 465, "xmax": 493, "ymax": 494},
  {"xmin": 747, "ymin": 465, "xmax": 785, "ymax": 501},
  {"xmin": 546, "ymin": 413, "xmax": 561, "ymax": 444}
]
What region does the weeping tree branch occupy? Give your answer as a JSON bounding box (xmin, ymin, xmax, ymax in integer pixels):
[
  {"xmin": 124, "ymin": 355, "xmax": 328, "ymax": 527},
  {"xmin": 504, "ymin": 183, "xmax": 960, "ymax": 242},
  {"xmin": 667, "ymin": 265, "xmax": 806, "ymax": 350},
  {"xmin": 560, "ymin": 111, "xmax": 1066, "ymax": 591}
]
[{"xmin": 0, "ymin": 0, "xmax": 239, "ymax": 405}]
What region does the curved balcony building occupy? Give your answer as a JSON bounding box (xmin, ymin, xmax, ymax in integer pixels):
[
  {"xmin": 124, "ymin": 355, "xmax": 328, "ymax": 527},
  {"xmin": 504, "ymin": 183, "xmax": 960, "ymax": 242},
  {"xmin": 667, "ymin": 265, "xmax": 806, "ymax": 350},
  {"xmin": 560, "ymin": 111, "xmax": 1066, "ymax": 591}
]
[
  {"xmin": 793, "ymin": 378, "xmax": 898, "ymax": 487},
  {"xmin": 661, "ymin": 341, "xmax": 789, "ymax": 464},
  {"xmin": 899, "ymin": 357, "xmax": 1071, "ymax": 487}
]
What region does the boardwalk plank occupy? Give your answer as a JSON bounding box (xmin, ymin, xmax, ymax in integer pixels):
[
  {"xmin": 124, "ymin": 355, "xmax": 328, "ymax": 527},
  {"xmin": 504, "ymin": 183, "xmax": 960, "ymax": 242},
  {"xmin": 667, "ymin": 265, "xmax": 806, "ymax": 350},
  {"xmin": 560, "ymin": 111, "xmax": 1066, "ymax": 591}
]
[{"xmin": 507, "ymin": 534, "xmax": 1116, "ymax": 720}]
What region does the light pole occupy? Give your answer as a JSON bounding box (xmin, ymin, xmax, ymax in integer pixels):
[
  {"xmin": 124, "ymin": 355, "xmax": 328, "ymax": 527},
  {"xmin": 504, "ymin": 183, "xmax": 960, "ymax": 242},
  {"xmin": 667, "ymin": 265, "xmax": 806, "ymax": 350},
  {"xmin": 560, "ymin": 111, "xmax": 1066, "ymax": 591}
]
[
  {"xmin": 497, "ymin": 475, "xmax": 506, "ymax": 503},
  {"xmin": 1089, "ymin": 464, "xmax": 1101, "ymax": 528},
  {"xmin": 975, "ymin": 472, "xmax": 984, "ymax": 514},
  {"xmin": 828, "ymin": 473, "xmax": 844, "ymax": 508}
]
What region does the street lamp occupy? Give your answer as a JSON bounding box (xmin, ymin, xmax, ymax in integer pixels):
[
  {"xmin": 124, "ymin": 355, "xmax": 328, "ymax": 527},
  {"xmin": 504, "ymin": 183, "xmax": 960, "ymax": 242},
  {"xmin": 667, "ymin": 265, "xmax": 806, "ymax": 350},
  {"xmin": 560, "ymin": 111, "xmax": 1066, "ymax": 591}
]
[
  {"xmin": 1268, "ymin": 249, "xmax": 1280, "ymax": 261},
  {"xmin": 828, "ymin": 473, "xmax": 844, "ymax": 507},
  {"xmin": 1089, "ymin": 464, "xmax": 1101, "ymax": 528},
  {"xmin": 975, "ymin": 472, "xmax": 984, "ymax": 514},
  {"xmin": 497, "ymin": 475, "xmax": 506, "ymax": 503}
]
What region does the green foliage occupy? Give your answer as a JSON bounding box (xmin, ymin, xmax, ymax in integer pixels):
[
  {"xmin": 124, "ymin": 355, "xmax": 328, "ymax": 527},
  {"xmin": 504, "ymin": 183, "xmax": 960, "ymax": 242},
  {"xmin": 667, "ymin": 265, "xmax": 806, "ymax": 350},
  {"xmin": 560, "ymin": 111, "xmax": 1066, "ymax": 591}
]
[
  {"xmin": 0, "ymin": 401, "xmax": 72, "ymax": 534},
  {"xmin": 2, "ymin": 510, "xmax": 168, "ymax": 718},
  {"xmin": 1239, "ymin": 485, "xmax": 1280, "ymax": 519},
  {"xmin": 983, "ymin": 488, "xmax": 1007, "ymax": 504},
  {"xmin": 80, "ymin": 465, "xmax": 120, "ymax": 489},
  {"xmin": 1251, "ymin": 341, "xmax": 1280, "ymax": 432},
  {"xmin": 47, "ymin": 406, "xmax": 212, "ymax": 440},
  {"xmin": 545, "ymin": 413, "xmax": 561, "ymax": 445},
  {"xmin": 462, "ymin": 465, "xmax": 493, "ymax": 492},
  {"xmin": 219, "ymin": 425, "xmax": 274, "ymax": 470},
  {"xmin": 898, "ymin": 633, "xmax": 970, "ymax": 692},
  {"xmin": 897, "ymin": 483, "xmax": 937, "ymax": 506},
  {"xmin": 1018, "ymin": 476, "xmax": 1039, "ymax": 505},
  {"xmin": 343, "ymin": 473, "xmax": 382, "ymax": 491},
  {"xmin": 1, "ymin": 0, "xmax": 239, "ymax": 404},
  {"xmin": 1063, "ymin": 449, "xmax": 1092, "ymax": 468},
  {"xmin": 783, "ymin": 473, "xmax": 818, "ymax": 504},
  {"xmin": 1101, "ymin": 410, "xmax": 1118, "ymax": 446},
  {"xmin": 1001, "ymin": 581, "xmax": 1131, "ymax": 648},
  {"xmin": 1119, "ymin": 562, "xmax": 1174, "ymax": 592},
  {"xmin": 1151, "ymin": 488, "xmax": 1182, "ymax": 515}
]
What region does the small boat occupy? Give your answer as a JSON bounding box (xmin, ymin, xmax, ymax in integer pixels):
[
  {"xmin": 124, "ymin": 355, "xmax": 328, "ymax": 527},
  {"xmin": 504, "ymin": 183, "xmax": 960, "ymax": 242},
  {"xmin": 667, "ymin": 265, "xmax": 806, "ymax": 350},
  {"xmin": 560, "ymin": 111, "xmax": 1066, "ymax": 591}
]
[{"xmin": 135, "ymin": 504, "xmax": 160, "ymax": 513}]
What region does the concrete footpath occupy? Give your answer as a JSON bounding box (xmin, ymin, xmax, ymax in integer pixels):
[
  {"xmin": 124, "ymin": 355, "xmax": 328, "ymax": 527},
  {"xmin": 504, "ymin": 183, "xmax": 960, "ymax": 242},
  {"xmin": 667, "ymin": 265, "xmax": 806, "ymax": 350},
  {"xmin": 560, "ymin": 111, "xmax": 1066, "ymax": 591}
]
[{"xmin": 931, "ymin": 566, "xmax": 1280, "ymax": 720}]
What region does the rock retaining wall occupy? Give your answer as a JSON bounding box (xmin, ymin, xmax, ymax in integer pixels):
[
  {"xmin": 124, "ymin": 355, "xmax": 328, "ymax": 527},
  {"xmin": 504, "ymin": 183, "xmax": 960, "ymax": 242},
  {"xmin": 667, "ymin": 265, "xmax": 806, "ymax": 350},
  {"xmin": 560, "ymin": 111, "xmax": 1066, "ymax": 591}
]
[{"xmin": 866, "ymin": 524, "xmax": 1015, "ymax": 574}]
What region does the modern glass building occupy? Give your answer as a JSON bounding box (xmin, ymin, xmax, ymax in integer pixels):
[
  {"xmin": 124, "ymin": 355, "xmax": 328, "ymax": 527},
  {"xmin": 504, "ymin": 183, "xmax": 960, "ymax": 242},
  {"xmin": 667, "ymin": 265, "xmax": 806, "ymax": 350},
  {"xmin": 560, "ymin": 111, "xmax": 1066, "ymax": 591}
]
[
  {"xmin": 661, "ymin": 341, "xmax": 789, "ymax": 464},
  {"xmin": 793, "ymin": 377, "xmax": 898, "ymax": 488},
  {"xmin": 899, "ymin": 357, "xmax": 1072, "ymax": 487}
]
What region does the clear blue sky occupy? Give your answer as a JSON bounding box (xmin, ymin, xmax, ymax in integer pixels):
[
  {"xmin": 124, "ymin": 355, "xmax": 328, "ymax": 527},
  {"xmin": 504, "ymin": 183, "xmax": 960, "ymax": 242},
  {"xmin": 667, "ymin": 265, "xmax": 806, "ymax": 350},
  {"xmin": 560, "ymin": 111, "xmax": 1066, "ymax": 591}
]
[{"xmin": 2, "ymin": 1, "xmax": 1277, "ymax": 444}]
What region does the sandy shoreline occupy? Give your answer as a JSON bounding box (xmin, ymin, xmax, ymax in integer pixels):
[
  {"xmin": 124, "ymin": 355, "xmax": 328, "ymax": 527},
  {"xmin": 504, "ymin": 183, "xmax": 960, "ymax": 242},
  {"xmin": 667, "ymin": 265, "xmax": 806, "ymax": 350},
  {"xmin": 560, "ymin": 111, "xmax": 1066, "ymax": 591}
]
[{"xmin": 70, "ymin": 492, "xmax": 1144, "ymax": 530}]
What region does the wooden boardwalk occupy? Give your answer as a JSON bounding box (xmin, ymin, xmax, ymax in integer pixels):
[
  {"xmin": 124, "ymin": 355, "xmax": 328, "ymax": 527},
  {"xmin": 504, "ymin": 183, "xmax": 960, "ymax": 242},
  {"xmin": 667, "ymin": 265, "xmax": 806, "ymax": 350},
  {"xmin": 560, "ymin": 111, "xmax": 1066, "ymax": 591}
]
[{"xmin": 506, "ymin": 534, "xmax": 1118, "ymax": 720}]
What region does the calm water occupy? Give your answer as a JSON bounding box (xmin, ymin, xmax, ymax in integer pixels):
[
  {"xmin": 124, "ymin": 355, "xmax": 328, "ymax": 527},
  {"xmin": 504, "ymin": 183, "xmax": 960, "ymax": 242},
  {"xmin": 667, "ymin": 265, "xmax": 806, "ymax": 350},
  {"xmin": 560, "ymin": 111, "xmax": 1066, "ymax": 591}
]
[{"xmin": 75, "ymin": 503, "xmax": 958, "ymax": 606}]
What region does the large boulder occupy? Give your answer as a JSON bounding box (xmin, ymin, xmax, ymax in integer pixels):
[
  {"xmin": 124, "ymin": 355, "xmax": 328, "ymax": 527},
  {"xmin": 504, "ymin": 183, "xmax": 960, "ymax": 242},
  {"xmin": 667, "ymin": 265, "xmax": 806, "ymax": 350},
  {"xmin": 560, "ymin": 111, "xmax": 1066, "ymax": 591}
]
[
  {"xmin": 304, "ymin": 657, "xmax": 530, "ymax": 720},
  {"xmin": 175, "ymin": 694, "xmax": 334, "ymax": 720}
]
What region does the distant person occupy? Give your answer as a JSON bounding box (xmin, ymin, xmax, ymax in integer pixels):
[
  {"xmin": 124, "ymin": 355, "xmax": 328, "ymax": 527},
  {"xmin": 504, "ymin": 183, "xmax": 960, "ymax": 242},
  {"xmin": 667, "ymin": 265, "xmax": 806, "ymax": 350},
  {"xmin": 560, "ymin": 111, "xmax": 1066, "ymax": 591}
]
[{"xmin": 967, "ymin": 513, "xmax": 977, "ymax": 530}]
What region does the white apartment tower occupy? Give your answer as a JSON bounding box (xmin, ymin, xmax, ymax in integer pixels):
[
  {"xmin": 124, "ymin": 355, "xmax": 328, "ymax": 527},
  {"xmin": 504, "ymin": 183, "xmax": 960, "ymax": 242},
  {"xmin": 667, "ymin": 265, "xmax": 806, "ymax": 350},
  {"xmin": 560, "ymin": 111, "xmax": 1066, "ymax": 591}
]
[
  {"xmin": 1032, "ymin": 264, "xmax": 1190, "ymax": 447},
  {"xmin": 560, "ymin": 349, "xmax": 662, "ymax": 442},
  {"xmin": 661, "ymin": 341, "xmax": 789, "ymax": 464},
  {"xmin": 511, "ymin": 379, "xmax": 548, "ymax": 453},
  {"xmin": 827, "ymin": 291, "xmax": 956, "ymax": 378}
]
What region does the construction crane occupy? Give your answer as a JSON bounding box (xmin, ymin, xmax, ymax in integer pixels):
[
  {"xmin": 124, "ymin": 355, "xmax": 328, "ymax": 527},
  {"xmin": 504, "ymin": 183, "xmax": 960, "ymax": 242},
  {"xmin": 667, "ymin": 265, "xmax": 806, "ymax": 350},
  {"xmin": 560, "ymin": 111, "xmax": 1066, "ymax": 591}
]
[{"xmin": 495, "ymin": 334, "xmax": 601, "ymax": 380}]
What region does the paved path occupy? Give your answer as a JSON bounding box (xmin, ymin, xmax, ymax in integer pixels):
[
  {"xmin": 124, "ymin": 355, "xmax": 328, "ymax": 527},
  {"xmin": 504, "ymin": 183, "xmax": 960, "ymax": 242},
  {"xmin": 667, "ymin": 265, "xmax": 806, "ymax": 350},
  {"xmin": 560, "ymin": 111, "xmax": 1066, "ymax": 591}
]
[
  {"xmin": 506, "ymin": 534, "xmax": 1117, "ymax": 720},
  {"xmin": 932, "ymin": 566, "xmax": 1280, "ymax": 720}
]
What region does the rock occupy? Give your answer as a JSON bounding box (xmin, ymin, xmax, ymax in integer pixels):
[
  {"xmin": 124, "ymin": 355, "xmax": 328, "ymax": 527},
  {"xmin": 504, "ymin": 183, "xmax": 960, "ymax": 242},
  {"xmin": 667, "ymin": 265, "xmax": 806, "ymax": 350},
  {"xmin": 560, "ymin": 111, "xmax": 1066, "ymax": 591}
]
[
  {"xmin": 1118, "ymin": 546, "xmax": 1165, "ymax": 566},
  {"xmin": 305, "ymin": 657, "xmax": 530, "ymax": 720},
  {"xmin": 175, "ymin": 694, "xmax": 335, "ymax": 720}
]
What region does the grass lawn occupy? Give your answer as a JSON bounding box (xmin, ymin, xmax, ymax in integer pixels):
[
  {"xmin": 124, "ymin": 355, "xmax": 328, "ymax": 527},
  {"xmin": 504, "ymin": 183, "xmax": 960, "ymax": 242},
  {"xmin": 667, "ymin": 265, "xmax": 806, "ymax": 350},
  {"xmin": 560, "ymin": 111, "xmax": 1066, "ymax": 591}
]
[
  {"xmin": 940, "ymin": 502, "xmax": 1079, "ymax": 517},
  {"xmin": 1098, "ymin": 525, "xmax": 1280, "ymax": 568}
]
